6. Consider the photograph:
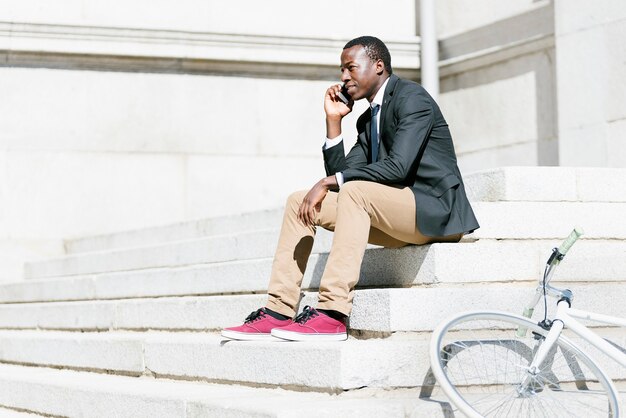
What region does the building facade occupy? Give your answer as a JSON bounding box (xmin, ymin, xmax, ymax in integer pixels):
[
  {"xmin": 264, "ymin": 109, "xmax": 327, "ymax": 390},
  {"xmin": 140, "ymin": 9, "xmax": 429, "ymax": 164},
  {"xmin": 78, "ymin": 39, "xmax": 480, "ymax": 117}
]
[{"xmin": 0, "ymin": 0, "xmax": 624, "ymax": 280}]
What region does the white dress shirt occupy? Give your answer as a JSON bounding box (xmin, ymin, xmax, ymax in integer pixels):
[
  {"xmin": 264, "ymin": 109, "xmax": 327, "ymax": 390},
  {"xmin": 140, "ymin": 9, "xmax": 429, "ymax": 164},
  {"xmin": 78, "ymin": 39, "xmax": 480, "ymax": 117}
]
[{"xmin": 324, "ymin": 77, "xmax": 390, "ymax": 187}]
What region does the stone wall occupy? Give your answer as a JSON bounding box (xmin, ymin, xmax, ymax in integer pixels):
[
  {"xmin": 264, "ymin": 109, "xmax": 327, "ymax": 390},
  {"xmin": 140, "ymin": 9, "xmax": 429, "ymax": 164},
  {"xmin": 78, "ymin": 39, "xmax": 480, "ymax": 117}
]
[
  {"xmin": 0, "ymin": 0, "xmax": 624, "ymax": 281},
  {"xmin": 1, "ymin": 0, "xmax": 417, "ymax": 39},
  {"xmin": 0, "ymin": 1, "xmax": 419, "ymax": 280},
  {"xmin": 554, "ymin": 0, "xmax": 626, "ymax": 166},
  {"xmin": 435, "ymin": 0, "xmax": 547, "ymax": 37},
  {"xmin": 438, "ymin": 2, "xmax": 557, "ymax": 172}
]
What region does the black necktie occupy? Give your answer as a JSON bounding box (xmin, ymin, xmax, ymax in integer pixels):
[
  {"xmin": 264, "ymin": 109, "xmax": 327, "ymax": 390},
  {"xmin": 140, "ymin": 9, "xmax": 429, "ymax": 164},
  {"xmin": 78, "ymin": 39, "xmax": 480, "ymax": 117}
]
[{"xmin": 371, "ymin": 104, "xmax": 380, "ymax": 162}]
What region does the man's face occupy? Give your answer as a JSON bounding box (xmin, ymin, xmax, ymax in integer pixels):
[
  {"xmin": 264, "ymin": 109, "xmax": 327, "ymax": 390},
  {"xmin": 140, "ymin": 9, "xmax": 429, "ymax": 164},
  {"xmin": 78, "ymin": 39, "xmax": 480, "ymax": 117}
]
[{"xmin": 340, "ymin": 45, "xmax": 383, "ymax": 102}]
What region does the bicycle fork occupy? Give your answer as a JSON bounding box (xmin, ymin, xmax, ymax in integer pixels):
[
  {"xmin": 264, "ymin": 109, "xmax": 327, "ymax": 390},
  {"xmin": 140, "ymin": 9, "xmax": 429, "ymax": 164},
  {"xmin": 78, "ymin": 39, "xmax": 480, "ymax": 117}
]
[{"xmin": 517, "ymin": 301, "xmax": 569, "ymax": 396}]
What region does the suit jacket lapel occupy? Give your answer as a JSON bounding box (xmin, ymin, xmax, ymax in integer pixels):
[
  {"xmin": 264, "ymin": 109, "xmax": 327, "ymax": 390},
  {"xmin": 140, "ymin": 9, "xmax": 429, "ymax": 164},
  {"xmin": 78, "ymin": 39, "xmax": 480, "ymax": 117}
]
[
  {"xmin": 365, "ymin": 107, "xmax": 373, "ymax": 163},
  {"xmin": 378, "ymin": 74, "xmax": 399, "ymax": 159}
]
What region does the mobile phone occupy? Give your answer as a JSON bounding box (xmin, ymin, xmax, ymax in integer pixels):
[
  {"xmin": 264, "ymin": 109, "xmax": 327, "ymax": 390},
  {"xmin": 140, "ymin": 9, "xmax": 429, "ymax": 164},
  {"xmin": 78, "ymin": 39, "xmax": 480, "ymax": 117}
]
[{"xmin": 337, "ymin": 84, "xmax": 352, "ymax": 105}]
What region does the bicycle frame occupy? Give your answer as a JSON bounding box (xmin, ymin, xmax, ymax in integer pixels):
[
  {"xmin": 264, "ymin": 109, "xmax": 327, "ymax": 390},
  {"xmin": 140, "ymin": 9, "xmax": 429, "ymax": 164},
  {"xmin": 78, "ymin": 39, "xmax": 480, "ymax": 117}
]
[
  {"xmin": 521, "ymin": 231, "xmax": 626, "ymax": 376},
  {"xmin": 527, "ymin": 299, "xmax": 626, "ymax": 378}
]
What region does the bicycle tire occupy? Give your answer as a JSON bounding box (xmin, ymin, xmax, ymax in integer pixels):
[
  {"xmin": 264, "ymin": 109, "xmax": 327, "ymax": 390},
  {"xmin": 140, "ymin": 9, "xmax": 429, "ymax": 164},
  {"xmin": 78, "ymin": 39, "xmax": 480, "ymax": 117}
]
[{"xmin": 429, "ymin": 311, "xmax": 620, "ymax": 417}]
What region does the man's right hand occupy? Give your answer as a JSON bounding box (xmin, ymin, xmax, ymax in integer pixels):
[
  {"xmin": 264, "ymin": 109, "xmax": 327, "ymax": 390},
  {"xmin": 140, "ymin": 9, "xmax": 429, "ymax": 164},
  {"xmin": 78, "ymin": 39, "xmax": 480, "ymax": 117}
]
[
  {"xmin": 324, "ymin": 84, "xmax": 354, "ymax": 119},
  {"xmin": 324, "ymin": 84, "xmax": 353, "ymax": 138}
]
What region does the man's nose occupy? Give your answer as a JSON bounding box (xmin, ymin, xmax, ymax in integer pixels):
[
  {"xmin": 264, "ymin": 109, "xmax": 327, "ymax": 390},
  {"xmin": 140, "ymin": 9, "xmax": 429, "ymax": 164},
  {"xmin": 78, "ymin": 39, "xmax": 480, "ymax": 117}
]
[{"xmin": 340, "ymin": 69, "xmax": 350, "ymax": 83}]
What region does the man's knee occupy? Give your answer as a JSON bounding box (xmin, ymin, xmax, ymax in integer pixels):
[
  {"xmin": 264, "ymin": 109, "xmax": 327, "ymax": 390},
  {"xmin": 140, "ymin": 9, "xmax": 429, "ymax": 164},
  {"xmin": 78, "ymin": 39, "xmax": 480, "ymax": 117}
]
[
  {"xmin": 337, "ymin": 181, "xmax": 370, "ymax": 206},
  {"xmin": 286, "ymin": 190, "xmax": 308, "ymax": 211},
  {"xmin": 337, "ymin": 180, "xmax": 364, "ymax": 195}
]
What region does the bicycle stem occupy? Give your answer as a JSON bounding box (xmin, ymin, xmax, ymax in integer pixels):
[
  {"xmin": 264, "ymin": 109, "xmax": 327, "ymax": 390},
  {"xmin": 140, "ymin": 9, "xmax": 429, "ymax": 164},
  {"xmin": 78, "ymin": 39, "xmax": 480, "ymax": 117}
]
[{"xmin": 516, "ymin": 228, "xmax": 583, "ymax": 337}]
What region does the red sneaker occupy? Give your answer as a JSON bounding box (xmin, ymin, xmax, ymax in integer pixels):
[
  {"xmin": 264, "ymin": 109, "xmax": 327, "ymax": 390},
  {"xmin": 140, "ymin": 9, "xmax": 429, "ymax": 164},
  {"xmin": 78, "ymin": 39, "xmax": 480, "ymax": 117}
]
[
  {"xmin": 271, "ymin": 306, "xmax": 347, "ymax": 341},
  {"xmin": 221, "ymin": 308, "xmax": 292, "ymax": 341}
]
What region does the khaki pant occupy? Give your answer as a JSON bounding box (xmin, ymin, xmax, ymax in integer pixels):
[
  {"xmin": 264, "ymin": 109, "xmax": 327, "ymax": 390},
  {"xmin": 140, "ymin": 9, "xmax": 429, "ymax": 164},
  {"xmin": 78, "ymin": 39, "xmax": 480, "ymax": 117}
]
[{"xmin": 266, "ymin": 181, "xmax": 462, "ymax": 317}]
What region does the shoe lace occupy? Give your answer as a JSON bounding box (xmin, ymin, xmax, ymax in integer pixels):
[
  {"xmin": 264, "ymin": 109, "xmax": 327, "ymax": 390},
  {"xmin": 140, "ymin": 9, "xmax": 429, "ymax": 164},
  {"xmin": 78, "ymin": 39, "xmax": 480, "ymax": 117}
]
[
  {"xmin": 244, "ymin": 308, "xmax": 266, "ymax": 323},
  {"xmin": 294, "ymin": 306, "xmax": 318, "ymax": 324}
]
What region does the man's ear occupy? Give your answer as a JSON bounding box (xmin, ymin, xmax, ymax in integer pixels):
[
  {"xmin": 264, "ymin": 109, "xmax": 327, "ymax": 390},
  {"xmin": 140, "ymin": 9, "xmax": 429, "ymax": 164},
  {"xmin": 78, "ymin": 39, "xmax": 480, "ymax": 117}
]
[{"xmin": 375, "ymin": 59, "xmax": 385, "ymax": 75}]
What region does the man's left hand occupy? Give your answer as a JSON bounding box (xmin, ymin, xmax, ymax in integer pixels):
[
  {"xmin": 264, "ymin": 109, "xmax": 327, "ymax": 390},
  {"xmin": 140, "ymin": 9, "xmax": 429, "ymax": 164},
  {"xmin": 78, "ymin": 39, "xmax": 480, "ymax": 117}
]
[{"xmin": 298, "ymin": 175, "xmax": 338, "ymax": 226}]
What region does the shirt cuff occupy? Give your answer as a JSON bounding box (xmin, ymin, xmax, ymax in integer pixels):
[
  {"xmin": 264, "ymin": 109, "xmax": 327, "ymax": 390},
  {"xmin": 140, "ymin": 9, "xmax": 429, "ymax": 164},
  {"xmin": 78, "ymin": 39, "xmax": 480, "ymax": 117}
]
[
  {"xmin": 335, "ymin": 172, "xmax": 344, "ymax": 187},
  {"xmin": 323, "ymin": 135, "xmax": 343, "ymax": 150}
]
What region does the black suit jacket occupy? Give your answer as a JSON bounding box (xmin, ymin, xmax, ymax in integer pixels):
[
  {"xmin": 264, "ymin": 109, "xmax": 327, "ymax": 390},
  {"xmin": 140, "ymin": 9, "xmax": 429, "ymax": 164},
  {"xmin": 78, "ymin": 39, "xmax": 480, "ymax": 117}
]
[{"xmin": 323, "ymin": 74, "xmax": 479, "ymax": 237}]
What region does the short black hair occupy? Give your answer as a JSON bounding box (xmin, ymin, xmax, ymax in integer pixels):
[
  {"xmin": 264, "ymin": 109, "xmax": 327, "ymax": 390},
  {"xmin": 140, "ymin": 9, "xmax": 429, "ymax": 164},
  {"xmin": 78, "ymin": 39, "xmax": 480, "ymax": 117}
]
[{"xmin": 343, "ymin": 36, "xmax": 393, "ymax": 74}]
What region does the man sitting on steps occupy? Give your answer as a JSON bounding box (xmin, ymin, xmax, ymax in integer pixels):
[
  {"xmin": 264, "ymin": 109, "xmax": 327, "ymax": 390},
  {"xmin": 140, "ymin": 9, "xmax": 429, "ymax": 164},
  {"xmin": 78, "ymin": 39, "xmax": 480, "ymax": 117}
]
[{"xmin": 222, "ymin": 36, "xmax": 479, "ymax": 342}]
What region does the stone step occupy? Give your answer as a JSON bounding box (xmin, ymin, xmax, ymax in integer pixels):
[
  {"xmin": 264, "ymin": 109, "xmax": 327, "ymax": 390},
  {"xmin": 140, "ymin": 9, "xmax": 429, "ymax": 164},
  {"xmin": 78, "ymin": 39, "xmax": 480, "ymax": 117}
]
[
  {"xmin": 0, "ymin": 283, "xmax": 623, "ymax": 334},
  {"xmin": 14, "ymin": 238, "xmax": 626, "ymax": 297},
  {"xmin": 0, "ymin": 330, "xmax": 428, "ymax": 390},
  {"xmin": 0, "ymin": 407, "xmax": 44, "ymax": 417},
  {"xmin": 62, "ymin": 167, "xmax": 626, "ymax": 255},
  {"xmin": 25, "ymin": 228, "xmax": 334, "ymax": 280},
  {"xmin": 464, "ymin": 166, "xmax": 626, "ymax": 203},
  {"xmin": 26, "ymin": 201, "xmax": 626, "ymax": 279},
  {"xmin": 0, "ymin": 364, "xmax": 443, "ymax": 418},
  {"xmin": 0, "ymin": 325, "xmax": 623, "ymax": 393},
  {"xmin": 65, "ymin": 208, "xmax": 284, "ymax": 255},
  {"xmin": 471, "ymin": 201, "xmax": 626, "ymax": 239},
  {"xmin": 63, "ymin": 197, "xmax": 626, "ymax": 258}
]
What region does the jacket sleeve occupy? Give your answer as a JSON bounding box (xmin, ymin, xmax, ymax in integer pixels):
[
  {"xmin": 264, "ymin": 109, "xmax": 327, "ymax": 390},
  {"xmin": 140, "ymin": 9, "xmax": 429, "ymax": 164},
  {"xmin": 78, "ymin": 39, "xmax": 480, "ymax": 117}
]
[
  {"xmin": 341, "ymin": 91, "xmax": 434, "ymax": 185},
  {"xmin": 322, "ymin": 137, "xmax": 369, "ymax": 176},
  {"xmin": 323, "ymin": 111, "xmax": 370, "ymax": 176}
]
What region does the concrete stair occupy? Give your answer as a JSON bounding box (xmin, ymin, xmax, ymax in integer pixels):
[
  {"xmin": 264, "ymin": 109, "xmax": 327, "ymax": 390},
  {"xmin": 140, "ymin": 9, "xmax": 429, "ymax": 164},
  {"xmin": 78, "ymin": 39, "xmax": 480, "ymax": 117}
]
[
  {"xmin": 0, "ymin": 166, "xmax": 624, "ymax": 417},
  {"xmin": 3, "ymin": 239, "xmax": 625, "ymax": 304},
  {"xmin": 0, "ymin": 363, "xmax": 449, "ymax": 418},
  {"xmin": 21, "ymin": 205, "xmax": 626, "ymax": 280},
  {"xmin": 62, "ymin": 166, "xmax": 626, "ymax": 255}
]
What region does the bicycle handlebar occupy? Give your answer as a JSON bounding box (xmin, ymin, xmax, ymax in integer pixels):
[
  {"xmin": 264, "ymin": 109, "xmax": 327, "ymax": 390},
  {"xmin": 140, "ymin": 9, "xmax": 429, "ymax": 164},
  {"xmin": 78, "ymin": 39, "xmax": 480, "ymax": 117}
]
[{"xmin": 557, "ymin": 227, "xmax": 584, "ymax": 256}]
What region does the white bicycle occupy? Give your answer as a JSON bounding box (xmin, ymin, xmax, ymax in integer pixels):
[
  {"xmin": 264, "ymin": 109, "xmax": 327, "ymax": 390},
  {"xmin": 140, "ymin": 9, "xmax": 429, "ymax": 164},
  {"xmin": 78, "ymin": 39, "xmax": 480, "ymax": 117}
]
[{"xmin": 429, "ymin": 229, "xmax": 626, "ymax": 417}]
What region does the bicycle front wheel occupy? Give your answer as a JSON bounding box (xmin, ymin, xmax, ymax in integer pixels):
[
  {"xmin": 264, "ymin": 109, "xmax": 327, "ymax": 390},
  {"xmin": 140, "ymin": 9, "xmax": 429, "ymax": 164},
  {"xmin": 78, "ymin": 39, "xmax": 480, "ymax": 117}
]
[{"xmin": 429, "ymin": 311, "xmax": 619, "ymax": 418}]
